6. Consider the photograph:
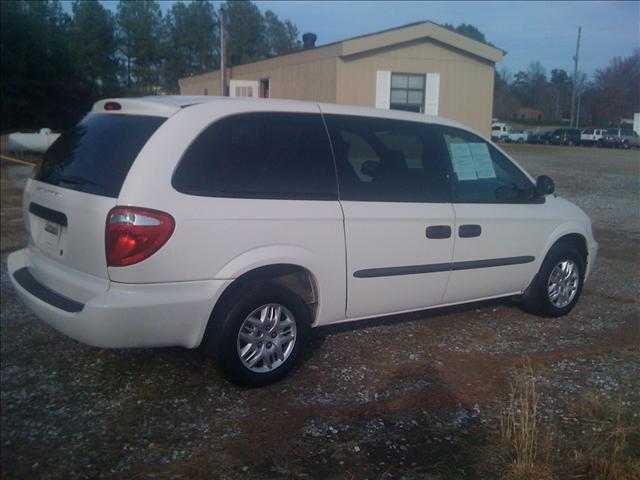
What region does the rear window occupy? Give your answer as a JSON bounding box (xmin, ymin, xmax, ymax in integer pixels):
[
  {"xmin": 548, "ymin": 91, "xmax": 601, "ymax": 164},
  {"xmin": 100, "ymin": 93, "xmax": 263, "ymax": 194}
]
[{"xmin": 36, "ymin": 114, "xmax": 166, "ymax": 198}]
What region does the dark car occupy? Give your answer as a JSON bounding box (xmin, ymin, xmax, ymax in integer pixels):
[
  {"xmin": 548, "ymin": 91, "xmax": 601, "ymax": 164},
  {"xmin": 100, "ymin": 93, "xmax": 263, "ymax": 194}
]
[
  {"xmin": 549, "ymin": 128, "xmax": 581, "ymax": 146},
  {"xmin": 527, "ymin": 129, "xmax": 554, "ymax": 144}
]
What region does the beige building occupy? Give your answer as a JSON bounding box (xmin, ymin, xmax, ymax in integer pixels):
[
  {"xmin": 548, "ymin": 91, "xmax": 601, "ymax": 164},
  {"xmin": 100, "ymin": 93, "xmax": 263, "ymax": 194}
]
[{"xmin": 179, "ymin": 21, "xmax": 503, "ymax": 137}]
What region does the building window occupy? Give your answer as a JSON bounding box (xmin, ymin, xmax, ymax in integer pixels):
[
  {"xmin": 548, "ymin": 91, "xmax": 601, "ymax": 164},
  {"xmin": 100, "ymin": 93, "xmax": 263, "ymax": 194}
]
[{"xmin": 390, "ymin": 73, "xmax": 425, "ymax": 113}]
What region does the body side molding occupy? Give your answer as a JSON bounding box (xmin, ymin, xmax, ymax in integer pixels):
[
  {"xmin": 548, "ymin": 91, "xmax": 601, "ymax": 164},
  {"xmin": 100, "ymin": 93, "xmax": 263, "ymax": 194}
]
[{"xmin": 354, "ymin": 255, "xmax": 535, "ymax": 278}]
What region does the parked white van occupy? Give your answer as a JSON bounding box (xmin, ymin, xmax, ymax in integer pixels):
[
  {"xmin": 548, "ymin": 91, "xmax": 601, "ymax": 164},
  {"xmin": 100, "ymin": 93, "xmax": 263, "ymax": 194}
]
[
  {"xmin": 580, "ymin": 129, "xmax": 607, "ymax": 146},
  {"xmin": 9, "ymin": 97, "xmax": 597, "ymax": 386},
  {"xmin": 490, "ymin": 122, "xmax": 511, "ymax": 142}
]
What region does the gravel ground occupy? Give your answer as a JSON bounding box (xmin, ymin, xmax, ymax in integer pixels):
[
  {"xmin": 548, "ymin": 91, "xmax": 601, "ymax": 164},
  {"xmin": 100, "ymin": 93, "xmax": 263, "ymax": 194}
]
[{"xmin": 1, "ymin": 144, "xmax": 638, "ymax": 479}]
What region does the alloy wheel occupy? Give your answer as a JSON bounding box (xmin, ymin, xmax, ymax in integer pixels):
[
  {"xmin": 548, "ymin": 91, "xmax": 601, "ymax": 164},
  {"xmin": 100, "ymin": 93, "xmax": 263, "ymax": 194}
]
[{"xmin": 236, "ymin": 303, "xmax": 297, "ymax": 373}]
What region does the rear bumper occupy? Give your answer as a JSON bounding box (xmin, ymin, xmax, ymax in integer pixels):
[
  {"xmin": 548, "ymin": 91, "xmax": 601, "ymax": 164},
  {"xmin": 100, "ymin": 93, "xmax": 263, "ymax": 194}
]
[{"xmin": 8, "ymin": 249, "xmax": 229, "ymax": 349}]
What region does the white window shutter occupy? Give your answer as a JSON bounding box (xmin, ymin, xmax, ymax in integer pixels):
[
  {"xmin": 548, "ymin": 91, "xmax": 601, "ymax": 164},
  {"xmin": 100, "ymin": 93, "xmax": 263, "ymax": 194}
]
[
  {"xmin": 375, "ymin": 71, "xmax": 391, "ymax": 109},
  {"xmin": 425, "ymin": 73, "xmax": 440, "ymax": 116}
]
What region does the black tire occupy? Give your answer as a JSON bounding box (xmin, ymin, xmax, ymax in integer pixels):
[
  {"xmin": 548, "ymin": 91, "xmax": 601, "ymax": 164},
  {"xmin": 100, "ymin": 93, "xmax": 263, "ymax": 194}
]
[
  {"xmin": 521, "ymin": 243, "xmax": 585, "ymax": 317},
  {"xmin": 203, "ymin": 283, "xmax": 311, "ymax": 387}
]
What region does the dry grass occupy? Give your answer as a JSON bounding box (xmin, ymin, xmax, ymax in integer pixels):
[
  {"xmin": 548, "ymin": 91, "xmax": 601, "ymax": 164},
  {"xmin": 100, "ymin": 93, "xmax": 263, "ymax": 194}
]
[
  {"xmin": 499, "ymin": 356, "xmax": 553, "ymax": 479},
  {"xmin": 570, "ymin": 394, "xmax": 640, "ymax": 480},
  {"xmin": 495, "ymin": 358, "xmax": 639, "ymax": 480}
]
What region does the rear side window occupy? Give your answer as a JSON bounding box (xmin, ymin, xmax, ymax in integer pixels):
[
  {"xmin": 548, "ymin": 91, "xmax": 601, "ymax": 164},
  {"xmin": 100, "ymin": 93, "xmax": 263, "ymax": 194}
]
[
  {"xmin": 36, "ymin": 114, "xmax": 165, "ymax": 198},
  {"xmin": 172, "ymin": 112, "xmax": 337, "ymax": 200},
  {"xmin": 324, "ymin": 114, "xmax": 450, "ymax": 202}
]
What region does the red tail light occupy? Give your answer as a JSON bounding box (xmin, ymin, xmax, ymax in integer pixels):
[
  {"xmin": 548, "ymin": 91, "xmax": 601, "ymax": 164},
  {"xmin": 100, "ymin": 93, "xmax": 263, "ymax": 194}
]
[{"xmin": 106, "ymin": 207, "xmax": 175, "ymax": 267}]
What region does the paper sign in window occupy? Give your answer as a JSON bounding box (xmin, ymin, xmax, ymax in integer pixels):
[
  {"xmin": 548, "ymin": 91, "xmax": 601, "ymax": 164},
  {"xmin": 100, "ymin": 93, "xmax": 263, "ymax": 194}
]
[
  {"xmin": 469, "ymin": 143, "xmax": 496, "ymax": 179},
  {"xmin": 449, "ymin": 143, "xmax": 477, "ymax": 181}
]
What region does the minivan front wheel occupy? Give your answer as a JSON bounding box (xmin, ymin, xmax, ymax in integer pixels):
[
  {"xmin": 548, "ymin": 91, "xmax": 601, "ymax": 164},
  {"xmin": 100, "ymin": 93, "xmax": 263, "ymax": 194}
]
[
  {"xmin": 205, "ymin": 283, "xmax": 310, "ymax": 387},
  {"xmin": 521, "ymin": 244, "xmax": 585, "ymax": 317}
]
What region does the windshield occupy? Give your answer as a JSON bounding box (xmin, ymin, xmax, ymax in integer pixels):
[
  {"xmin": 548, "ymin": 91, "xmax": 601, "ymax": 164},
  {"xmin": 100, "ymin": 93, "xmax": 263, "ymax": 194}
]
[{"xmin": 36, "ymin": 113, "xmax": 166, "ymax": 198}]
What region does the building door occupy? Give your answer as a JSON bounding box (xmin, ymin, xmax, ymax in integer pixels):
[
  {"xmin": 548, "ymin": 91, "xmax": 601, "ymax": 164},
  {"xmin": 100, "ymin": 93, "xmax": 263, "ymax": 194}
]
[
  {"xmin": 229, "ymin": 80, "xmax": 259, "ymax": 98},
  {"xmin": 259, "ymin": 78, "xmax": 270, "ymax": 98}
]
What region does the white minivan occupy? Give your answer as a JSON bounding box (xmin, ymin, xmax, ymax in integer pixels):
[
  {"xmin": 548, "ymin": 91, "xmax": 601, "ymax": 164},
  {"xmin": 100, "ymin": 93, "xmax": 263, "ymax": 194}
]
[{"xmin": 9, "ymin": 96, "xmax": 597, "ymax": 386}]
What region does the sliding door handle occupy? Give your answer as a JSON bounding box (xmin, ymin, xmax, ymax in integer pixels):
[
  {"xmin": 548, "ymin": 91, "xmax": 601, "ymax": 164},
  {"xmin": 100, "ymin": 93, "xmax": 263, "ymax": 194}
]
[
  {"xmin": 459, "ymin": 224, "xmax": 482, "ymax": 238},
  {"xmin": 426, "ymin": 225, "xmax": 452, "ymax": 239}
]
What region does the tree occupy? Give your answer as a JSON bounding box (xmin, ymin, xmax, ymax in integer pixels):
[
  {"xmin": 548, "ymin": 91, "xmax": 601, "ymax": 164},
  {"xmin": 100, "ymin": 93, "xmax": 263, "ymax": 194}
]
[
  {"xmin": 264, "ymin": 10, "xmax": 301, "ymax": 57},
  {"xmin": 493, "ymin": 69, "xmax": 520, "ymax": 120},
  {"xmin": 443, "ymin": 22, "xmax": 495, "ymax": 47},
  {"xmin": 116, "ymin": 0, "xmax": 163, "ymax": 94},
  {"xmin": 69, "ymin": 0, "xmax": 119, "ymax": 97},
  {"xmin": 220, "ymin": 0, "xmax": 267, "ymax": 66},
  {"xmin": 1, "ymin": 0, "xmax": 84, "ymax": 130},
  {"xmin": 549, "ymin": 69, "xmax": 571, "ymax": 120},
  {"xmin": 163, "ymin": 0, "xmax": 219, "ymax": 93},
  {"xmin": 526, "ymin": 61, "xmax": 551, "ymax": 115},
  {"xmin": 586, "ymin": 50, "xmax": 639, "ymax": 125}
]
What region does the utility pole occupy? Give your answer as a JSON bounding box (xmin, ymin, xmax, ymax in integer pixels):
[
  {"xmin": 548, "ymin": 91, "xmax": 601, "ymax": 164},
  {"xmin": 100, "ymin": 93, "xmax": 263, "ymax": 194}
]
[
  {"xmin": 576, "ymin": 91, "xmax": 582, "ymax": 128},
  {"xmin": 570, "ymin": 26, "xmax": 581, "ymax": 128},
  {"xmin": 220, "ymin": 12, "xmax": 225, "ymax": 96}
]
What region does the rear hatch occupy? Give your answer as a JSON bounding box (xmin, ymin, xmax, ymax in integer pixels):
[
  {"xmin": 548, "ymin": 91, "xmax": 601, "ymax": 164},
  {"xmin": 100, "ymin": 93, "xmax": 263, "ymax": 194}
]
[{"xmin": 23, "ymin": 112, "xmax": 166, "ymax": 301}]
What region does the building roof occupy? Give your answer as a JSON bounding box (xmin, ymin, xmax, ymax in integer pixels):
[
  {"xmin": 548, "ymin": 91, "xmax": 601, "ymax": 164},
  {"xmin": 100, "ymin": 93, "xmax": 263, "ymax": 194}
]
[
  {"xmin": 180, "ymin": 20, "xmax": 503, "ymax": 85},
  {"xmin": 336, "ymin": 20, "xmax": 503, "ymax": 62}
]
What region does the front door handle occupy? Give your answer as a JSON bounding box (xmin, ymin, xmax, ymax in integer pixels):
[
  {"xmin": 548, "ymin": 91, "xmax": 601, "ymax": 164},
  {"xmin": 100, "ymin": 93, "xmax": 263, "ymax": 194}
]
[
  {"xmin": 426, "ymin": 225, "xmax": 452, "ymax": 239},
  {"xmin": 459, "ymin": 224, "xmax": 482, "ymax": 238}
]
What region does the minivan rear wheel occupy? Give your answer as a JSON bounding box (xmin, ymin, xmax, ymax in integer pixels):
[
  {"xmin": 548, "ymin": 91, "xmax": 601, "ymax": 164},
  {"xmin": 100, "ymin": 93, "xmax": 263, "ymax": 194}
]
[
  {"xmin": 521, "ymin": 244, "xmax": 585, "ymax": 317},
  {"xmin": 204, "ymin": 283, "xmax": 310, "ymax": 387}
]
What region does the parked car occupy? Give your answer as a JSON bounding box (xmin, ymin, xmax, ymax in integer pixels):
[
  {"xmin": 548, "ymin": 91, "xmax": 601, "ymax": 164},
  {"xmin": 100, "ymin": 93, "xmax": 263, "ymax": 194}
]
[
  {"xmin": 8, "ymin": 97, "xmax": 598, "ymax": 387},
  {"xmin": 506, "ymin": 129, "xmax": 532, "ymax": 143},
  {"xmin": 491, "ymin": 122, "xmax": 511, "ymax": 142},
  {"xmin": 601, "ymin": 128, "xmax": 640, "ymax": 149},
  {"xmin": 580, "ymin": 129, "xmax": 607, "ymax": 146},
  {"xmin": 527, "ymin": 129, "xmax": 554, "ymax": 144},
  {"xmin": 549, "ymin": 128, "xmax": 582, "ymax": 146}
]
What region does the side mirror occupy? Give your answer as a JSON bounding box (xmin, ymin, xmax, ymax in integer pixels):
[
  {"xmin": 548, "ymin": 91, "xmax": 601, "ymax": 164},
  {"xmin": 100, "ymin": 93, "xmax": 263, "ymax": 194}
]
[
  {"xmin": 536, "ymin": 175, "xmax": 555, "ymax": 196},
  {"xmin": 361, "ymin": 160, "xmax": 381, "ymax": 178}
]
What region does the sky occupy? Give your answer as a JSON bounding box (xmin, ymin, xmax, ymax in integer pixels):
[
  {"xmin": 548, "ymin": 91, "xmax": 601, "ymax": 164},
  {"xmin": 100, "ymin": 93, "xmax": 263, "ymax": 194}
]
[{"xmin": 73, "ymin": 0, "xmax": 640, "ymax": 78}]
